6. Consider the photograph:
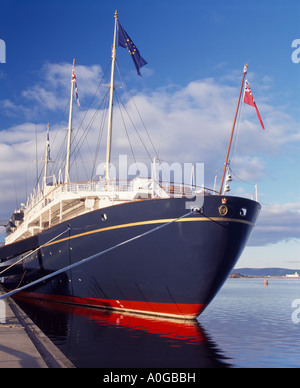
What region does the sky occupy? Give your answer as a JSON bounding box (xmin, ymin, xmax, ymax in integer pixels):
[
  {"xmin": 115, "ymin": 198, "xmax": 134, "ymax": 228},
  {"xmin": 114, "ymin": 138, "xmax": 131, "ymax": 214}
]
[{"xmin": 0, "ymin": 0, "xmax": 300, "ymax": 269}]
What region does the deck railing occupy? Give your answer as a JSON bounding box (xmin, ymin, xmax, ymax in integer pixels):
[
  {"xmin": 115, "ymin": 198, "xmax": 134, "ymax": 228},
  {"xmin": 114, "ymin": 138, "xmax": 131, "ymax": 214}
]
[{"xmin": 24, "ymin": 178, "xmax": 217, "ymax": 217}]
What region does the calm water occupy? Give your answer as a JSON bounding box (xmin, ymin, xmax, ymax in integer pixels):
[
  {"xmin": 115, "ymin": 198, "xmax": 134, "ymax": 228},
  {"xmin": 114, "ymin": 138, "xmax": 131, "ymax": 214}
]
[{"xmin": 15, "ymin": 278, "xmax": 300, "ymax": 368}]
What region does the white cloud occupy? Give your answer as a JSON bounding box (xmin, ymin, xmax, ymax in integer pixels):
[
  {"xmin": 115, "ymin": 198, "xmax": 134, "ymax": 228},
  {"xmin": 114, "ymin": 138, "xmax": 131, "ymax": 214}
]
[
  {"xmin": 249, "ymin": 201, "xmax": 300, "ymax": 246},
  {"xmin": 22, "ymin": 85, "xmax": 65, "ymax": 111},
  {"xmin": 229, "ymin": 155, "xmax": 266, "ymax": 182},
  {"xmin": 1, "ymin": 62, "xmax": 103, "ymax": 118},
  {"xmin": 40, "ymin": 62, "xmax": 103, "ymax": 99}
]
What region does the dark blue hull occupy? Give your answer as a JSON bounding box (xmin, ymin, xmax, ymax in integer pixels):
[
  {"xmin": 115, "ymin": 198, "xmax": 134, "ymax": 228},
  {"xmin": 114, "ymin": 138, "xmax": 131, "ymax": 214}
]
[{"xmin": 0, "ymin": 195, "xmax": 260, "ymax": 319}]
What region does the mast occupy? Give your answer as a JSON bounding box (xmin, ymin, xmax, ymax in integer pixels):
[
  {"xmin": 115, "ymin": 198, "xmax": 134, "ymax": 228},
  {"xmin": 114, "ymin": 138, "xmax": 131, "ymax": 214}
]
[
  {"xmin": 105, "ymin": 10, "xmax": 118, "ymax": 182},
  {"xmin": 219, "ymin": 64, "xmax": 248, "ymax": 195},
  {"xmin": 65, "ymin": 58, "xmax": 75, "ymax": 184},
  {"xmin": 43, "ymin": 123, "xmax": 50, "ymax": 189}
]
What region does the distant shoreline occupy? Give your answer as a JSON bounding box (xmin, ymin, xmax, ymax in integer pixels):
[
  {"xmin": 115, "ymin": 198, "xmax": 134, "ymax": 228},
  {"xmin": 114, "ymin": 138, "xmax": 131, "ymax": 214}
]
[{"xmin": 229, "ymin": 273, "xmax": 300, "ymax": 279}]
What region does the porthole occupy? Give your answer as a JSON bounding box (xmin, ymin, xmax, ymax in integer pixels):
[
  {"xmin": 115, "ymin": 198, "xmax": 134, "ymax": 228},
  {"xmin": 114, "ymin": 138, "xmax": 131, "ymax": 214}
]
[
  {"xmin": 240, "ymin": 207, "xmax": 247, "ymax": 216},
  {"xmin": 101, "ymin": 213, "xmax": 108, "ymax": 221}
]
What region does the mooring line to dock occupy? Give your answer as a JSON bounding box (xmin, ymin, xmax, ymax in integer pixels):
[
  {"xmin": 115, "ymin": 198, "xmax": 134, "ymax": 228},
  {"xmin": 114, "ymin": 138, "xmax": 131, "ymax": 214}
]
[
  {"xmin": 0, "ymin": 208, "xmax": 199, "ymax": 300},
  {"xmin": 0, "ymin": 227, "xmax": 71, "ymax": 277}
]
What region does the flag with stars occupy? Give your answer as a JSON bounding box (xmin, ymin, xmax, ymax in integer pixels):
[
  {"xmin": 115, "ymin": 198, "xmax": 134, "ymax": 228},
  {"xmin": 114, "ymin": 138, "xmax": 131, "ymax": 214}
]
[{"xmin": 117, "ymin": 20, "xmax": 147, "ymax": 76}]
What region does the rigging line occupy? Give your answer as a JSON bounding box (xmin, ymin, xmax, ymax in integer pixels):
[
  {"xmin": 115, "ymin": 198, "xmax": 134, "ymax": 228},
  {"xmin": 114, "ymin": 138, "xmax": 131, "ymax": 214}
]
[
  {"xmin": 70, "ymin": 101, "xmax": 109, "ymax": 181},
  {"xmin": 0, "ymin": 208, "xmax": 200, "ymax": 300},
  {"xmin": 115, "ymin": 90, "xmax": 136, "ymax": 164},
  {"xmin": 83, "ymin": 88, "xmax": 111, "ymax": 177},
  {"xmin": 230, "ymin": 93, "xmax": 245, "ymax": 170},
  {"xmin": 79, "ymin": 131, "xmax": 94, "ymax": 180},
  {"xmin": 0, "ymin": 227, "xmax": 70, "ymax": 277},
  {"xmin": 70, "ymin": 61, "xmax": 111, "ymax": 154},
  {"xmin": 32, "ymin": 125, "xmax": 48, "ymax": 192},
  {"xmin": 74, "ymin": 152, "xmax": 80, "ymax": 182},
  {"xmin": 69, "ymin": 88, "xmax": 110, "ymax": 172},
  {"xmin": 77, "ymin": 148, "xmax": 89, "ymax": 181},
  {"xmin": 54, "ymin": 140, "xmax": 68, "ymax": 180},
  {"xmin": 116, "ymin": 61, "xmax": 159, "ymax": 160},
  {"xmin": 114, "ymin": 87, "xmax": 152, "ymax": 161},
  {"xmin": 64, "ymin": 63, "xmax": 111, "ymax": 178},
  {"xmin": 51, "ymin": 130, "xmax": 69, "ymax": 179},
  {"xmin": 46, "ymin": 99, "xmax": 70, "ymax": 180},
  {"xmin": 90, "ymin": 97, "xmax": 109, "ymax": 179},
  {"xmin": 73, "ymin": 61, "xmax": 111, "ymax": 136},
  {"xmin": 51, "ymin": 97, "xmax": 70, "ymax": 146},
  {"xmin": 129, "ymin": 91, "xmax": 159, "ymax": 159},
  {"xmin": 229, "ymin": 167, "xmax": 256, "ymax": 186}
]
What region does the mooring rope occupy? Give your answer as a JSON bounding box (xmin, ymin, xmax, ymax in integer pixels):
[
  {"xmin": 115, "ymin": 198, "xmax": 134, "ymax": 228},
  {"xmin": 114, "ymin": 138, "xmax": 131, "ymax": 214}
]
[
  {"xmin": 0, "ymin": 227, "xmax": 70, "ymax": 277},
  {"xmin": 0, "ymin": 208, "xmax": 199, "ymax": 300}
]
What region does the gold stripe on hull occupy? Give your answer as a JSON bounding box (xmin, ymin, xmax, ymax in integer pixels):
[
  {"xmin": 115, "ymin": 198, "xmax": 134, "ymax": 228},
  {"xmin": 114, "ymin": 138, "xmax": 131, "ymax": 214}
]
[{"xmin": 46, "ymin": 217, "xmax": 254, "ymax": 248}]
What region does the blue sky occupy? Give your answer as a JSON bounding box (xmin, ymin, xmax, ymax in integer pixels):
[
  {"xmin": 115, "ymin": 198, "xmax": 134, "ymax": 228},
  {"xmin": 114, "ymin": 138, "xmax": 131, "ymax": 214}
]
[{"xmin": 0, "ymin": 0, "xmax": 300, "ymax": 269}]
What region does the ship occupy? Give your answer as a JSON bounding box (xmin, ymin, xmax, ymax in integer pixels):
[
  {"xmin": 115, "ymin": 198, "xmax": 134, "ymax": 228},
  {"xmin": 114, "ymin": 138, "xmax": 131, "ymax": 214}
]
[{"xmin": 0, "ymin": 11, "xmax": 261, "ymax": 320}]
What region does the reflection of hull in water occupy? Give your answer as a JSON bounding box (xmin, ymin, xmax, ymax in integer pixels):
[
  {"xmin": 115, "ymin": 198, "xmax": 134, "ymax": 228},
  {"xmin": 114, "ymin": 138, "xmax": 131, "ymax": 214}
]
[
  {"xmin": 1, "ymin": 196, "xmax": 260, "ymax": 320},
  {"xmin": 15, "ymin": 296, "xmax": 231, "ymax": 368}
]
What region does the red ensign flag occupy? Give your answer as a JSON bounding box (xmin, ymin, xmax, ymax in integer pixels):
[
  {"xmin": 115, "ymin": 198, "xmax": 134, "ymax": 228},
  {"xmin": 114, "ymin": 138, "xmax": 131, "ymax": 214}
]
[{"xmin": 243, "ymin": 80, "xmax": 265, "ymax": 130}]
